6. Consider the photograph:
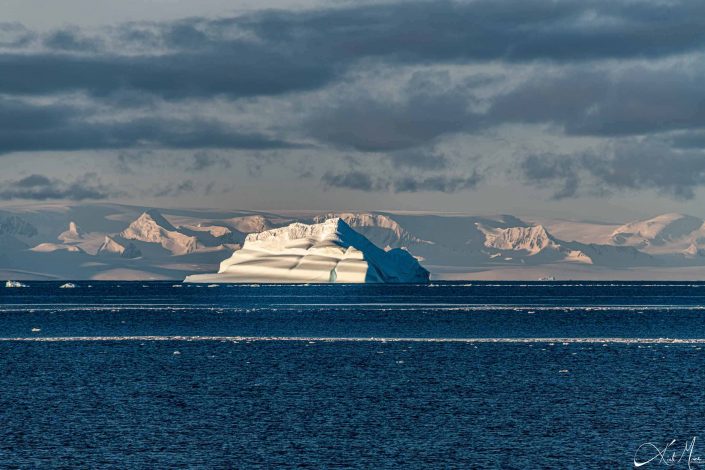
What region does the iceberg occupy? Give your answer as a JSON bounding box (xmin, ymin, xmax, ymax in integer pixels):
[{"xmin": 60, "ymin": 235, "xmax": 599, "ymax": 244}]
[
  {"xmin": 184, "ymin": 218, "xmax": 429, "ymax": 283},
  {"xmin": 5, "ymin": 280, "xmax": 28, "ymax": 288}
]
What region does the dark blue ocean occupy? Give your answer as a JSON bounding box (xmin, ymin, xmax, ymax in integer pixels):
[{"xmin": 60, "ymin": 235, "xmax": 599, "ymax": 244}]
[{"xmin": 2, "ymin": 281, "xmax": 705, "ymax": 468}]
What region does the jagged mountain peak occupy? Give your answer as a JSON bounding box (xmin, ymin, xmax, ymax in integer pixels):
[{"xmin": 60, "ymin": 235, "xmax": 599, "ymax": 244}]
[
  {"xmin": 611, "ymin": 213, "xmax": 704, "ymax": 246},
  {"xmin": 224, "ymin": 215, "xmax": 275, "ymax": 234},
  {"xmin": 134, "ymin": 210, "xmax": 177, "ymax": 231},
  {"xmin": 6, "ymin": 203, "xmax": 705, "ymax": 280},
  {"xmin": 479, "ymin": 224, "xmax": 558, "ymax": 254},
  {"xmin": 121, "ymin": 211, "xmax": 200, "ymax": 255},
  {"xmin": 97, "ymin": 236, "xmax": 142, "ymax": 259},
  {"xmin": 58, "ymin": 221, "xmax": 84, "ymax": 242}
]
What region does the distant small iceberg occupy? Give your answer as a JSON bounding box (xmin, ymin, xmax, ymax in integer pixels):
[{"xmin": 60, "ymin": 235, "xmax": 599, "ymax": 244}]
[
  {"xmin": 59, "ymin": 283, "xmax": 77, "ymax": 289},
  {"xmin": 5, "ymin": 280, "xmax": 28, "ymax": 288}
]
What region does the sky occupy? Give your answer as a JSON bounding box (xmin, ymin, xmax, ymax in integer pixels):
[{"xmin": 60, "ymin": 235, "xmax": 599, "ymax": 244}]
[{"xmin": 2, "ymin": 0, "xmax": 705, "ymax": 221}]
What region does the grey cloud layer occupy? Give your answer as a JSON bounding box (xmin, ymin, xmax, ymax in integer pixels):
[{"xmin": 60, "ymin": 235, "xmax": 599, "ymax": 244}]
[
  {"xmin": 307, "ymin": 73, "xmax": 476, "ymax": 152},
  {"xmin": 321, "ymin": 170, "xmax": 481, "ymax": 193},
  {"xmin": 4, "ymin": 0, "xmax": 705, "ymax": 199},
  {"xmin": 521, "ymin": 142, "xmax": 705, "ymax": 200},
  {"xmin": 488, "ymin": 66, "xmax": 705, "ymax": 136},
  {"xmin": 0, "ymin": 173, "xmax": 117, "ymax": 200},
  {"xmin": 9, "ymin": 0, "xmax": 705, "ymax": 96},
  {"xmin": 0, "ymin": 97, "xmax": 291, "ymax": 154}
]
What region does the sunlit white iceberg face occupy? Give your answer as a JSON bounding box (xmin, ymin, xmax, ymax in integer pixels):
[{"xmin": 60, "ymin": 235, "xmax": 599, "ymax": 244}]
[{"xmin": 185, "ymin": 218, "xmax": 429, "ymax": 284}]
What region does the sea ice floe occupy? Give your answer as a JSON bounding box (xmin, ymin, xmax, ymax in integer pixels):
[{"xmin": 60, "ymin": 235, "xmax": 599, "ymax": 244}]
[{"xmin": 5, "ymin": 280, "xmax": 28, "ymax": 288}]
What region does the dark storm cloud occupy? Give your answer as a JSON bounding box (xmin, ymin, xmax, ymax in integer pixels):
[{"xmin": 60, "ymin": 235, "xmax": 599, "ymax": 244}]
[
  {"xmin": 386, "ymin": 149, "xmax": 449, "ymax": 170},
  {"xmin": 7, "ymin": 0, "xmax": 705, "ymax": 200},
  {"xmin": 188, "ymin": 152, "xmax": 232, "ymax": 171},
  {"xmin": 520, "ymin": 154, "xmax": 581, "ymax": 199},
  {"xmin": 306, "ymin": 59, "xmax": 705, "ymax": 157},
  {"xmin": 393, "ymin": 173, "xmax": 481, "ymax": 193},
  {"xmin": 488, "ymin": 65, "xmax": 705, "ymax": 136},
  {"xmin": 307, "ymin": 90, "xmax": 474, "ymax": 152},
  {"xmin": 0, "ymin": 116, "xmax": 292, "ymax": 153},
  {"xmin": 43, "ymin": 28, "xmax": 104, "ymax": 52},
  {"xmin": 0, "ymin": 98, "xmax": 293, "ymax": 155},
  {"xmin": 321, "ymin": 169, "xmax": 481, "ymax": 193},
  {"xmin": 0, "ymin": 23, "xmax": 35, "ymax": 47},
  {"xmin": 0, "ymin": 97, "xmax": 74, "ymax": 132},
  {"xmin": 668, "ymin": 131, "xmax": 705, "ymax": 150},
  {"xmin": 312, "ymin": 59, "xmax": 705, "ymax": 155},
  {"xmin": 321, "ymin": 170, "xmax": 390, "ymax": 192},
  {"xmin": 5, "ymin": 1, "xmax": 705, "ymax": 99},
  {"xmin": 521, "ymin": 142, "xmax": 705, "ymax": 199},
  {"xmin": 586, "ymin": 143, "xmax": 705, "ymax": 199},
  {"xmin": 307, "ymin": 71, "xmax": 477, "ymax": 152},
  {"xmin": 153, "ymin": 179, "xmax": 196, "ymax": 197},
  {"xmin": 0, "ymin": 51, "xmax": 333, "ymax": 100},
  {"xmin": 114, "ymin": 150, "xmax": 232, "ymax": 174},
  {"xmin": 0, "ymin": 173, "xmax": 117, "ymax": 200},
  {"xmin": 244, "ymin": 0, "xmax": 705, "ymax": 64},
  {"xmin": 115, "ymin": 150, "xmax": 152, "ymax": 174}
]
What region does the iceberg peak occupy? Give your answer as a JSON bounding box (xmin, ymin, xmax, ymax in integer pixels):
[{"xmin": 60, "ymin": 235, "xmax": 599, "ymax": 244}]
[
  {"xmin": 185, "ymin": 218, "xmax": 428, "ymax": 283},
  {"xmin": 244, "ymin": 217, "xmax": 350, "ymax": 244}
]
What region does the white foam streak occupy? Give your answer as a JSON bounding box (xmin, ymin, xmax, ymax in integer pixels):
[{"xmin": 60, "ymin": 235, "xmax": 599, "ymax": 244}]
[{"xmin": 1, "ymin": 336, "xmax": 705, "ymax": 344}]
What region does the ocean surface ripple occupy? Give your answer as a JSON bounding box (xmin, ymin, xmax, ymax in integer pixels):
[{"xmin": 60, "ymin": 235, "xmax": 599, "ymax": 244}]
[{"xmin": 2, "ymin": 281, "xmax": 705, "ymax": 467}]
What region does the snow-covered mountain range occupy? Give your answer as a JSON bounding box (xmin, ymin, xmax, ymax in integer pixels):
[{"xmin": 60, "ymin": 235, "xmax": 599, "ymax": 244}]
[{"xmin": 3, "ymin": 203, "xmax": 705, "ymax": 280}]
